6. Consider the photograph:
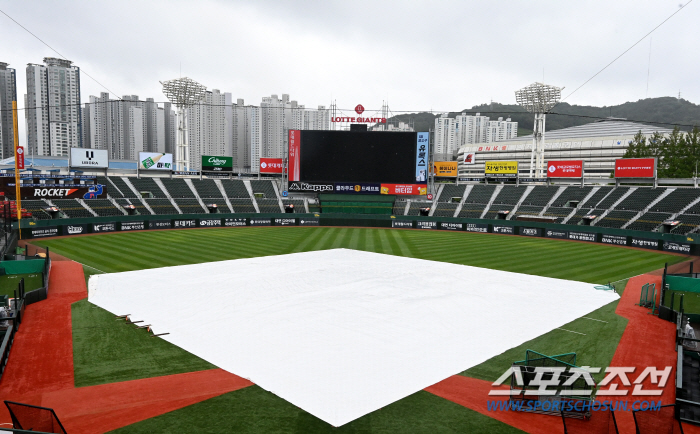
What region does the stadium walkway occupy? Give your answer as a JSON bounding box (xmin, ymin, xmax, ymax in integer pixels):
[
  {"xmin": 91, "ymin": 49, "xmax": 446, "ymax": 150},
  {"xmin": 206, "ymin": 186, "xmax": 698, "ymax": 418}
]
[
  {"xmin": 426, "ymin": 273, "xmax": 700, "ymax": 434},
  {"xmin": 0, "ymin": 261, "xmax": 253, "ymax": 433}
]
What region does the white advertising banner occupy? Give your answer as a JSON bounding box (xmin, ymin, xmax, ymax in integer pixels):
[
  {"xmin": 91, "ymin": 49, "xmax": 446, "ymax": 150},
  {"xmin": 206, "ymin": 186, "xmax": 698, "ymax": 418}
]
[
  {"xmin": 138, "ymin": 152, "xmax": 173, "ymax": 171},
  {"xmin": 70, "ymin": 148, "xmax": 109, "ymax": 168}
]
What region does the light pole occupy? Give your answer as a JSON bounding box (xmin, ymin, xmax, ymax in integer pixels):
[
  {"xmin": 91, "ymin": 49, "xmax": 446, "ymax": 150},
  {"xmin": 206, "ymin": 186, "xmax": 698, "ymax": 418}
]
[{"xmin": 160, "ymin": 77, "xmax": 207, "ymax": 171}]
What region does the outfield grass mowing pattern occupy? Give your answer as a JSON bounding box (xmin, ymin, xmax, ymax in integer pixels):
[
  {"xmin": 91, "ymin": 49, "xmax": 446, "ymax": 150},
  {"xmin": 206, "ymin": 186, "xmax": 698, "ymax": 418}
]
[{"xmin": 0, "ymin": 273, "xmax": 43, "ymax": 298}]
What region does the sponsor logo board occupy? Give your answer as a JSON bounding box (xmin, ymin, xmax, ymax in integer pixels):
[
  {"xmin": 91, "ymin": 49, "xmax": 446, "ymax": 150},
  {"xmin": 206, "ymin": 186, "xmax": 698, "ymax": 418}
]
[
  {"xmin": 440, "ymin": 222, "xmax": 463, "ymax": 231},
  {"xmin": 568, "ymin": 231, "xmax": 597, "ymax": 242},
  {"xmin": 485, "ymin": 161, "xmax": 518, "ymax": 178},
  {"xmin": 380, "ymin": 184, "xmax": 427, "ymax": 195},
  {"xmin": 334, "ymin": 182, "xmax": 381, "ymax": 194},
  {"xmin": 224, "ymin": 218, "xmax": 247, "ymax": 227},
  {"xmin": 288, "ymin": 130, "xmax": 300, "ymax": 181},
  {"xmin": 138, "ymin": 152, "xmax": 173, "ymax": 171},
  {"xmin": 92, "ymin": 222, "xmax": 116, "ymax": 233},
  {"xmin": 545, "ymin": 229, "xmax": 568, "ymax": 239},
  {"xmin": 260, "ymin": 158, "xmax": 284, "ymax": 174},
  {"xmin": 519, "ymin": 227, "xmax": 541, "ymax": 237},
  {"xmin": 201, "ymin": 155, "xmax": 233, "ymax": 172},
  {"xmin": 493, "ymin": 225, "xmax": 514, "ymax": 234},
  {"xmin": 433, "ymin": 162, "xmax": 458, "ymax": 177},
  {"xmin": 64, "ymin": 224, "xmax": 87, "ymax": 235},
  {"xmin": 275, "ymin": 218, "xmax": 296, "ymax": 226},
  {"xmin": 392, "ymin": 220, "xmax": 413, "ymax": 228},
  {"xmin": 601, "ymin": 234, "xmax": 627, "ymax": 246},
  {"xmin": 299, "ymin": 218, "xmax": 319, "ymax": 226},
  {"xmin": 30, "ymin": 227, "xmax": 58, "ymax": 238},
  {"xmin": 70, "ymin": 148, "xmax": 109, "ymax": 168},
  {"xmin": 614, "ymin": 158, "xmax": 656, "ymax": 178},
  {"xmin": 150, "ymin": 220, "xmax": 172, "ymax": 229},
  {"xmin": 465, "ymin": 223, "xmax": 488, "ymax": 233},
  {"xmin": 174, "ymin": 219, "xmax": 196, "ymax": 228},
  {"xmin": 663, "ymin": 241, "xmax": 691, "ymax": 254},
  {"xmin": 199, "ymin": 218, "xmax": 222, "ymax": 227},
  {"xmin": 288, "ymin": 182, "xmax": 333, "ymax": 193},
  {"xmin": 463, "ymin": 152, "xmax": 476, "ymax": 165},
  {"xmin": 630, "ymin": 237, "xmax": 659, "ymax": 250},
  {"xmin": 417, "ymin": 221, "xmax": 437, "ymax": 230},
  {"xmin": 250, "ymin": 218, "xmax": 272, "ymax": 226},
  {"xmin": 416, "ymin": 132, "xmax": 429, "ymax": 183},
  {"xmin": 121, "ymin": 221, "xmax": 145, "ymax": 231},
  {"xmin": 547, "ymin": 160, "xmax": 583, "ymax": 178}
]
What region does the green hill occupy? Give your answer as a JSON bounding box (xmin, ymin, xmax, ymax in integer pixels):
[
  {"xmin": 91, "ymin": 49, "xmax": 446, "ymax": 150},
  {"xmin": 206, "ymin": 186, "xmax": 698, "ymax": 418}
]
[{"xmin": 389, "ymin": 97, "xmax": 700, "ymax": 135}]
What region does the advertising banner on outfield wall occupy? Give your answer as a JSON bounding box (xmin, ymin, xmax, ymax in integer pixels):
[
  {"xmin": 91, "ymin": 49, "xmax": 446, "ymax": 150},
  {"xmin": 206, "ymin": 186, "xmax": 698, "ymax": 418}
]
[
  {"xmin": 63, "ymin": 224, "xmax": 88, "ymax": 235},
  {"xmin": 519, "ymin": 227, "xmax": 542, "ymax": 237},
  {"xmin": 31, "ymin": 227, "xmax": 58, "ymax": 238},
  {"xmin": 250, "ymin": 218, "xmax": 272, "ymax": 226},
  {"xmin": 545, "ymin": 229, "xmax": 568, "ymax": 239},
  {"xmin": 275, "ymin": 218, "xmax": 296, "ymax": 226},
  {"xmin": 465, "ymin": 223, "xmax": 488, "ymax": 233},
  {"xmin": 202, "ymin": 156, "xmax": 233, "ymax": 172},
  {"xmin": 150, "ymin": 220, "xmax": 172, "ymax": 229},
  {"xmin": 288, "ymin": 130, "xmax": 301, "ymax": 181},
  {"xmin": 121, "ymin": 221, "xmax": 146, "ymax": 231},
  {"xmin": 380, "ymin": 184, "xmax": 427, "ymax": 195},
  {"xmin": 439, "ymin": 222, "xmax": 463, "ymax": 231},
  {"xmin": 392, "ymin": 220, "xmax": 413, "ymax": 229},
  {"xmin": 93, "ymin": 222, "xmax": 116, "ymax": 233},
  {"xmin": 199, "ymin": 218, "xmax": 222, "ymax": 227},
  {"xmin": 335, "ymin": 183, "xmax": 381, "ymax": 194},
  {"xmin": 174, "ymin": 219, "xmax": 196, "ymax": 229},
  {"xmin": 492, "ymin": 225, "xmax": 514, "ymax": 234},
  {"xmin": 547, "ymin": 160, "xmax": 583, "ymax": 178},
  {"xmin": 630, "ymin": 237, "xmax": 659, "ymax": 250},
  {"xmin": 416, "ymin": 132, "xmax": 429, "ymax": 182},
  {"xmin": 663, "ymin": 241, "xmax": 692, "ymax": 254},
  {"xmin": 601, "ymin": 234, "xmax": 627, "ymax": 246},
  {"xmin": 433, "ymin": 162, "xmax": 458, "ymax": 177},
  {"xmin": 139, "ymin": 152, "xmax": 173, "ymax": 171},
  {"xmin": 417, "ymin": 221, "xmax": 437, "ymax": 230},
  {"xmin": 299, "ymin": 218, "xmax": 319, "ymax": 226},
  {"xmin": 70, "ymin": 148, "xmax": 109, "ymax": 168},
  {"xmin": 288, "ymin": 182, "xmax": 334, "ymax": 193},
  {"xmin": 260, "ymin": 158, "xmax": 284, "ymax": 174},
  {"xmin": 485, "ymin": 161, "xmax": 518, "ymax": 178},
  {"xmin": 614, "ymin": 158, "xmax": 656, "ymax": 178},
  {"xmin": 568, "ymin": 231, "xmax": 596, "ymax": 242},
  {"xmin": 224, "ymin": 218, "xmax": 247, "ymax": 227}
]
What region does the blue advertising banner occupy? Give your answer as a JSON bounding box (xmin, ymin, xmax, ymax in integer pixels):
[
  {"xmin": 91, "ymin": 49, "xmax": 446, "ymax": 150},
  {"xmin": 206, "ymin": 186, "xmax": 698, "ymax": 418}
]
[
  {"xmin": 334, "ymin": 183, "xmax": 381, "ymax": 194},
  {"xmin": 415, "ymin": 132, "xmax": 429, "ymax": 183}
]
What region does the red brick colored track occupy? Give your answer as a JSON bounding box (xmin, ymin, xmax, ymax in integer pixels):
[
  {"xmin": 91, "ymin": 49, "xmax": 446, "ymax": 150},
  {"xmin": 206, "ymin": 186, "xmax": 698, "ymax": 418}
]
[
  {"xmin": 0, "ymin": 261, "xmax": 252, "ymax": 433},
  {"xmin": 426, "ymin": 273, "xmax": 700, "ymax": 434}
]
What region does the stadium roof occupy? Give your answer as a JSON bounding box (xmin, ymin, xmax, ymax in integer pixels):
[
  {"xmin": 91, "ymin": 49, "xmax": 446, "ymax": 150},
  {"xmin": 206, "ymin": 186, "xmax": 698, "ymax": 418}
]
[{"xmin": 513, "ymin": 119, "xmax": 674, "ymax": 141}]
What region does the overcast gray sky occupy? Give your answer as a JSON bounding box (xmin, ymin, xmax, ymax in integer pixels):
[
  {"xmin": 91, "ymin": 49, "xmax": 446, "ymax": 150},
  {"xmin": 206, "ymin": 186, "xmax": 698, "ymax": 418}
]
[{"xmin": 1, "ymin": 0, "xmax": 697, "ymax": 133}]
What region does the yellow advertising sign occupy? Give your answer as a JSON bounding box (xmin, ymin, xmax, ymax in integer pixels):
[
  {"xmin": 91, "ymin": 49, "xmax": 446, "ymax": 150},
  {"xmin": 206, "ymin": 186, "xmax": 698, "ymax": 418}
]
[
  {"xmin": 433, "ymin": 161, "xmax": 458, "ymax": 177},
  {"xmin": 485, "ymin": 161, "xmax": 518, "ymax": 177}
]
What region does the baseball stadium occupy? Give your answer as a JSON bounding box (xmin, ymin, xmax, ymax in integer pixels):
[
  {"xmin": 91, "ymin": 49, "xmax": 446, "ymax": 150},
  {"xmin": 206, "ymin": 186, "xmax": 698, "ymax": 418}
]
[{"xmin": 1, "ymin": 130, "xmax": 700, "ymax": 434}]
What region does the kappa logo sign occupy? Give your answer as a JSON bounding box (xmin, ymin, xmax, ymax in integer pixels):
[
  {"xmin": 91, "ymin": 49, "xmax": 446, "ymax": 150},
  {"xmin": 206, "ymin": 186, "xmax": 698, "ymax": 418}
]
[{"xmin": 34, "ymin": 188, "xmax": 78, "ymax": 197}]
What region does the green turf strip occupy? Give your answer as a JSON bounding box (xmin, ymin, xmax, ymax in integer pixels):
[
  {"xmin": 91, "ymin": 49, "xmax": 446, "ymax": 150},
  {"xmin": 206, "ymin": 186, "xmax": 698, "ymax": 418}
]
[
  {"xmin": 0, "ymin": 273, "xmax": 43, "ymax": 298},
  {"xmin": 71, "ymin": 299, "xmax": 215, "ymax": 387},
  {"xmin": 109, "ymin": 386, "xmax": 524, "ymax": 434}
]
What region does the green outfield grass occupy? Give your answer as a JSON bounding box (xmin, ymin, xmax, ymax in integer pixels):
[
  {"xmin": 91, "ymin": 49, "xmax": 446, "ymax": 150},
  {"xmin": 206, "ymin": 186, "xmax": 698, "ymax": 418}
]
[
  {"xmin": 31, "ymin": 227, "xmax": 688, "ymax": 433},
  {"xmin": 0, "ymin": 273, "xmax": 43, "ymax": 298}
]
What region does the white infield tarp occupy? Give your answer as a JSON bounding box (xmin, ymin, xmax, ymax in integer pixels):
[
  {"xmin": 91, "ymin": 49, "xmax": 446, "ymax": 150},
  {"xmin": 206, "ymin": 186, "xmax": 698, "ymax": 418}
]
[{"xmin": 88, "ymin": 248, "xmax": 618, "ymax": 427}]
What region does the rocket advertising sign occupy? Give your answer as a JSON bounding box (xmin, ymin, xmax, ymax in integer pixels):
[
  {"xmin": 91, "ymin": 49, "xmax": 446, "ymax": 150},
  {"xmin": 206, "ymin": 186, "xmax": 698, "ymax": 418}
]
[
  {"xmin": 547, "ymin": 160, "xmax": 583, "ymax": 178},
  {"xmin": 614, "ymin": 158, "xmax": 656, "ymax": 178},
  {"xmin": 288, "ymin": 130, "xmax": 300, "ymax": 181}
]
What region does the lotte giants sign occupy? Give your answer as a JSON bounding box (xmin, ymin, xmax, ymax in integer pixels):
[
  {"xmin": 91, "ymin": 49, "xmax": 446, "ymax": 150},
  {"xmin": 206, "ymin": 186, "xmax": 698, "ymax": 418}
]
[
  {"xmin": 547, "ymin": 160, "xmax": 583, "ymax": 178},
  {"xmin": 615, "ymin": 158, "xmax": 656, "ymax": 178},
  {"xmin": 260, "ymin": 158, "xmax": 284, "ymax": 174}
]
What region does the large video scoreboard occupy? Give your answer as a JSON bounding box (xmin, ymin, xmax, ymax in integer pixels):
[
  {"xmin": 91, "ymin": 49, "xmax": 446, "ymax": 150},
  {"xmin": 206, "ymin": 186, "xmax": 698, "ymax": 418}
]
[{"xmin": 288, "ymin": 130, "xmax": 429, "ymax": 195}]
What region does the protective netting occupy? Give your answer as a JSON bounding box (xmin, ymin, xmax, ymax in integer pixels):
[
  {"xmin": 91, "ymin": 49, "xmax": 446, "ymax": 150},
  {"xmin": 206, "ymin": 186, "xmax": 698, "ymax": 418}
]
[
  {"xmin": 562, "ymin": 408, "xmax": 618, "ymax": 434},
  {"xmin": 633, "ymin": 404, "xmax": 683, "ymax": 434},
  {"xmin": 4, "ymin": 401, "xmax": 66, "ymax": 434}
]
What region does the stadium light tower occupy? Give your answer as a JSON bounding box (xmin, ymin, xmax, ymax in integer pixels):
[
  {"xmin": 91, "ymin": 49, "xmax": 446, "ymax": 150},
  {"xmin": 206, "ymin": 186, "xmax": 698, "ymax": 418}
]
[
  {"xmin": 515, "ymin": 82, "xmax": 562, "ymax": 178},
  {"xmin": 160, "ymin": 77, "xmax": 207, "ymax": 171}
]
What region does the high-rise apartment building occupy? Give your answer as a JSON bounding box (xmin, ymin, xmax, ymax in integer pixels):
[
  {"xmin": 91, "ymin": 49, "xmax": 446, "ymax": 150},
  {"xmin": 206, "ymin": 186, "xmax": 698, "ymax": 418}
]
[
  {"xmin": 0, "ymin": 62, "xmax": 17, "ymax": 159},
  {"xmin": 25, "ymin": 57, "xmax": 82, "ymax": 156},
  {"xmin": 434, "ymin": 112, "xmax": 517, "ymax": 161},
  {"xmin": 186, "ymin": 89, "xmax": 232, "ymax": 170},
  {"xmin": 232, "ymin": 99, "xmax": 260, "ymax": 171}
]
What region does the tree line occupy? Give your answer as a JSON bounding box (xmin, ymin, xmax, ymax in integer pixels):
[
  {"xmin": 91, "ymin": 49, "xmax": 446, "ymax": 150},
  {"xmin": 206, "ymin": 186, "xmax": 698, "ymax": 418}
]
[{"xmin": 624, "ymin": 127, "xmax": 700, "ymax": 178}]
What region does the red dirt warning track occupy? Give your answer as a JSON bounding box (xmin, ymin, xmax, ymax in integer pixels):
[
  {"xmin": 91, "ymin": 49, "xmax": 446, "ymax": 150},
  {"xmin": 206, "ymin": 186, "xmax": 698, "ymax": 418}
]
[
  {"xmin": 426, "ymin": 274, "xmax": 700, "ymax": 434},
  {"xmin": 0, "ymin": 261, "xmax": 252, "ymax": 433}
]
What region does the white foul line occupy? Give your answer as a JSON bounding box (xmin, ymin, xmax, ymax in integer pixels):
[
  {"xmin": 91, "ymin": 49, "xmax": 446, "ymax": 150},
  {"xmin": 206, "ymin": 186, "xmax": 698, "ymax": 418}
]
[{"xmin": 557, "ymin": 328, "xmax": 587, "ymax": 335}]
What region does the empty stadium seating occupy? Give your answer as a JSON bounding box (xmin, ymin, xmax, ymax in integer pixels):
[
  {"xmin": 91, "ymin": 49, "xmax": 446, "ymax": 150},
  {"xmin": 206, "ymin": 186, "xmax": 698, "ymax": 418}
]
[
  {"xmin": 144, "ymin": 198, "xmax": 179, "ymax": 215},
  {"xmin": 114, "ymin": 198, "xmax": 151, "ymax": 215},
  {"xmin": 594, "ymin": 210, "xmax": 638, "ymax": 229},
  {"xmin": 250, "ymin": 180, "xmax": 277, "ymax": 199},
  {"xmin": 85, "ymin": 199, "xmax": 125, "ymax": 217},
  {"xmin": 650, "ymin": 188, "xmax": 700, "ymax": 213},
  {"xmin": 281, "ymin": 199, "xmax": 305, "ymax": 213},
  {"xmin": 160, "ymin": 178, "xmax": 194, "ymax": 198},
  {"xmin": 51, "ymin": 199, "xmax": 95, "ymax": 219},
  {"xmin": 464, "ymin": 185, "xmax": 496, "ymax": 204},
  {"xmin": 173, "ymin": 198, "xmax": 207, "ymax": 214},
  {"xmin": 21, "ymin": 200, "xmax": 52, "ymax": 220},
  {"xmin": 613, "ymin": 188, "xmax": 665, "ymax": 211},
  {"xmin": 190, "ymin": 179, "xmax": 224, "ymax": 198},
  {"xmin": 626, "ymin": 212, "xmax": 673, "ymax": 232},
  {"xmin": 129, "ymin": 177, "xmax": 163, "ymax": 198},
  {"xmin": 107, "ymin": 176, "xmax": 136, "ymax": 197},
  {"xmin": 407, "ymin": 201, "xmax": 431, "ymax": 216},
  {"xmin": 550, "ymin": 186, "xmax": 592, "ymax": 208},
  {"xmin": 458, "ymin": 203, "xmax": 487, "ymax": 219},
  {"xmin": 256, "ymin": 198, "xmax": 282, "ymax": 213},
  {"xmin": 220, "ymin": 180, "xmax": 251, "ymax": 198},
  {"xmin": 229, "ymin": 198, "xmax": 257, "ymax": 213},
  {"xmin": 438, "ymin": 184, "xmax": 465, "ymax": 202},
  {"xmin": 433, "ymin": 202, "xmax": 459, "ymax": 217},
  {"xmin": 515, "ymin": 205, "xmax": 544, "ymax": 215},
  {"xmin": 520, "ymin": 186, "xmax": 558, "ymax": 206}
]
